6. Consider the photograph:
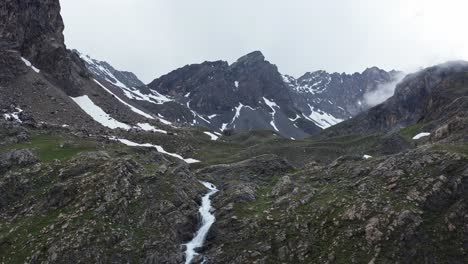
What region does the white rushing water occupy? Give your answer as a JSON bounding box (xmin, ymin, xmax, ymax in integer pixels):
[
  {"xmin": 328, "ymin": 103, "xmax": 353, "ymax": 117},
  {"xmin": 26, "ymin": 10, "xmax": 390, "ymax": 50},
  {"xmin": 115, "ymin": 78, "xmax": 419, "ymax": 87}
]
[{"xmin": 184, "ymin": 181, "xmax": 219, "ymax": 264}]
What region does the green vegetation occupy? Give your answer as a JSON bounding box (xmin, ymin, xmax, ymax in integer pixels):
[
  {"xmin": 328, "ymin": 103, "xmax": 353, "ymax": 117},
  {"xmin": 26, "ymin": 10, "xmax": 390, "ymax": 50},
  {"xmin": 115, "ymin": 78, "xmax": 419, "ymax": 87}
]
[
  {"xmin": 4, "ymin": 134, "xmax": 98, "ymax": 162},
  {"xmin": 193, "ymin": 132, "xmax": 383, "ymax": 168},
  {"xmin": 399, "ymin": 123, "xmax": 426, "ymax": 140},
  {"xmin": 234, "ymin": 180, "xmax": 277, "ymax": 219},
  {"xmin": 0, "ymin": 210, "xmax": 62, "ymax": 263},
  {"xmin": 431, "ymin": 143, "xmax": 468, "ymax": 156}
]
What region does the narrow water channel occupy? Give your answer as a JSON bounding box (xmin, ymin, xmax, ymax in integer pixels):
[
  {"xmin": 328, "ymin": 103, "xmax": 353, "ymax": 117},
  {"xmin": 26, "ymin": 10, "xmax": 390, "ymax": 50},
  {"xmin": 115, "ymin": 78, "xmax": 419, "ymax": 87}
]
[{"xmin": 184, "ymin": 181, "xmax": 218, "ymax": 264}]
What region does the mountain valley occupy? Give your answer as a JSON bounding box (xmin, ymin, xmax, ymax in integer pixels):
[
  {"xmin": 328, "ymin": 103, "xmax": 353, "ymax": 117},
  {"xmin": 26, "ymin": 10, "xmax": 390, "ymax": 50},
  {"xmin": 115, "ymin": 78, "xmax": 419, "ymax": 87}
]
[{"xmin": 1, "ymin": 1, "xmax": 468, "ymax": 264}]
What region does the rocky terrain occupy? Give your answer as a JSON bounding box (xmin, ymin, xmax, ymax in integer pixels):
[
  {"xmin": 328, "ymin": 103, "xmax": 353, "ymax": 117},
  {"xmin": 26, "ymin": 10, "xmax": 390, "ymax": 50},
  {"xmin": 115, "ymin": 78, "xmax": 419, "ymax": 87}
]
[{"xmin": 1, "ymin": 1, "xmax": 468, "ymax": 264}]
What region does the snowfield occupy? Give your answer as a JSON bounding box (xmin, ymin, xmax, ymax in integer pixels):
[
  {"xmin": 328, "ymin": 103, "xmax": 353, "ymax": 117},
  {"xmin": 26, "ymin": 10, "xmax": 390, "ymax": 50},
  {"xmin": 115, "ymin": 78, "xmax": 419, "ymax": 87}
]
[
  {"xmin": 71, "ymin": 95, "xmax": 131, "ymax": 130},
  {"xmin": 204, "ymin": 131, "xmax": 219, "ymax": 141},
  {"xmin": 71, "ymin": 95, "xmax": 169, "ymax": 134},
  {"xmin": 113, "ymin": 138, "xmax": 200, "ymax": 164},
  {"xmin": 21, "ymin": 57, "xmax": 40, "ymax": 73},
  {"xmin": 137, "ymin": 123, "xmax": 167, "ymax": 134},
  {"xmin": 3, "ymin": 107, "xmax": 23, "ymax": 123},
  {"xmin": 93, "ymin": 79, "xmax": 155, "ymax": 120},
  {"xmin": 304, "ymin": 105, "xmax": 343, "ymax": 129},
  {"xmin": 263, "ymin": 97, "xmax": 280, "ymax": 132},
  {"xmin": 413, "ymin": 132, "xmax": 431, "ymax": 140}
]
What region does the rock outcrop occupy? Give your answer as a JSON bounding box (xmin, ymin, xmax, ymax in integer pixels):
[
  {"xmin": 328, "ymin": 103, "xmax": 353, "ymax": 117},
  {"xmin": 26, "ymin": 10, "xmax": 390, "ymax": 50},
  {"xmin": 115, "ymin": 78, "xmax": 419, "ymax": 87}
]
[{"xmin": 0, "ymin": 0, "xmax": 89, "ymax": 96}]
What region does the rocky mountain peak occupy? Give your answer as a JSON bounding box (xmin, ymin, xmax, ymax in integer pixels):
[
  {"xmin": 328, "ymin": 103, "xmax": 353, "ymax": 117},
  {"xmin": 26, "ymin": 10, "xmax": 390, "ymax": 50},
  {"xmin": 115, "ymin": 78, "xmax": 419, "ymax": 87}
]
[
  {"xmin": 299, "ymin": 70, "xmax": 329, "ymax": 80},
  {"xmin": 362, "ymin": 66, "xmax": 382, "ymax": 74},
  {"xmin": 233, "ymin": 50, "xmax": 265, "ymax": 65},
  {"xmin": 391, "ymin": 60, "xmax": 468, "ymax": 115},
  {"xmin": 361, "ymin": 66, "xmax": 395, "ymax": 80},
  {"xmin": 74, "ymin": 50, "xmax": 145, "ymax": 89}
]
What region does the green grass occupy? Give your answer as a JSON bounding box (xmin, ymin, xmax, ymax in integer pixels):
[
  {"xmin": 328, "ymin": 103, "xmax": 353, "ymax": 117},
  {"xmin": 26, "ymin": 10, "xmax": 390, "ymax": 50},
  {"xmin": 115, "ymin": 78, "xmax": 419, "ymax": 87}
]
[
  {"xmin": 399, "ymin": 123, "xmax": 426, "ymax": 140},
  {"xmin": 5, "ymin": 134, "xmax": 98, "ymax": 162},
  {"xmin": 0, "ymin": 210, "xmax": 62, "ymax": 264},
  {"xmin": 431, "ymin": 143, "xmax": 468, "ymax": 156}
]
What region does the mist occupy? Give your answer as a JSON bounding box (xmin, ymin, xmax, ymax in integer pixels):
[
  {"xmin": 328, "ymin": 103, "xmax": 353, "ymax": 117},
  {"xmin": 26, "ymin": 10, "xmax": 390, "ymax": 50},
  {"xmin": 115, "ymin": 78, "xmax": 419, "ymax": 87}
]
[{"xmin": 364, "ymin": 73, "xmax": 406, "ymax": 107}]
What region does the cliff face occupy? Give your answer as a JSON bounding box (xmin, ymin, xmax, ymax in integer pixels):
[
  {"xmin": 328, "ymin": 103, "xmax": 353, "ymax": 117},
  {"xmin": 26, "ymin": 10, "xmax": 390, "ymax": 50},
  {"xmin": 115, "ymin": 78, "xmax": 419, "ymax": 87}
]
[
  {"xmin": 0, "ymin": 0, "xmax": 65, "ymax": 52},
  {"xmin": 0, "ymin": 0, "xmax": 88, "ymax": 96}
]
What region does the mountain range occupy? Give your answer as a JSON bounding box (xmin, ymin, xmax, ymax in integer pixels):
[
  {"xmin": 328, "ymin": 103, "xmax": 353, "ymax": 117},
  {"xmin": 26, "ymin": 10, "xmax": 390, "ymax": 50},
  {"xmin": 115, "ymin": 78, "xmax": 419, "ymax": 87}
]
[
  {"xmin": 74, "ymin": 50, "xmax": 402, "ymax": 139},
  {"xmin": 1, "ymin": 0, "xmax": 468, "ymax": 264}
]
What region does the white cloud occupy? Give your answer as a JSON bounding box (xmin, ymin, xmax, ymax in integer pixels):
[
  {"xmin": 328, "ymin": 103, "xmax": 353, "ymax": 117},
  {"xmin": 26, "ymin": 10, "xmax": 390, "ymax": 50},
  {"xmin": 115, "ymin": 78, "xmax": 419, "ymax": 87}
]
[{"xmin": 363, "ymin": 73, "xmax": 406, "ymax": 107}]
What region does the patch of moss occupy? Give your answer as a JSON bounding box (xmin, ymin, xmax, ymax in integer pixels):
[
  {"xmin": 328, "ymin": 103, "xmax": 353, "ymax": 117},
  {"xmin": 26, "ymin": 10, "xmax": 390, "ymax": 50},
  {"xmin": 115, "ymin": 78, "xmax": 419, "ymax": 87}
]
[
  {"xmin": 0, "ymin": 210, "xmax": 63, "ymax": 264},
  {"xmin": 399, "ymin": 123, "xmax": 426, "ymax": 140},
  {"xmin": 6, "ymin": 134, "xmax": 98, "ymax": 162},
  {"xmin": 431, "ymin": 144, "xmax": 468, "ymax": 156}
]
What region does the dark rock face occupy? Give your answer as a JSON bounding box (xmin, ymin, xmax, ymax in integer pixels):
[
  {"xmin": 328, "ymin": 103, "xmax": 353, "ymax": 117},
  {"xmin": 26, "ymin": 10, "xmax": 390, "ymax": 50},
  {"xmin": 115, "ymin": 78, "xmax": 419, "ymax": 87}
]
[
  {"xmin": 0, "ymin": 0, "xmax": 89, "ymax": 96},
  {"xmin": 148, "ymin": 51, "xmax": 295, "ymax": 113},
  {"xmin": 0, "ymin": 50, "xmax": 29, "ymax": 85},
  {"xmin": 0, "ymin": 0, "xmax": 64, "ymax": 51}
]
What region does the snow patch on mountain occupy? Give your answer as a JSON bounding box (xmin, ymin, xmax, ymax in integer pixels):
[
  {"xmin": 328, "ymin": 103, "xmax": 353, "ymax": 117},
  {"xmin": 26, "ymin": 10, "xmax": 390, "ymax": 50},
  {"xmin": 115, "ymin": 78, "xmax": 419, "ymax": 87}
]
[
  {"xmin": 79, "ymin": 53, "xmax": 130, "ymax": 89},
  {"xmin": 187, "ymin": 101, "xmax": 211, "ymax": 124},
  {"xmin": 121, "ymin": 86, "xmax": 172, "ymax": 105},
  {"xmin": 71, "ymin": 95, "xmax": 131, "ymax": 130},
  {"xmin": 21, "ymin": 57, "xmax": 40, "ymax": 73},
  {"xmin": 304, "ymin": 105, "xmax": 343, "ymax": 129},
  {"xmin": 113, "ymin": 137, "xmax": 200, "ymax": 164},
  {"xmin": 289, "ymin": 114, "xmax": 300, "ymax": 122},
  {"xmin": 289, "ymin": 72, "xmax": 331, "ymax": 95},
  {"xmin": 3, "ymin": 107, "xmax": 23, "ymax": 123},
  {"xmin": 221, "ymin": 123, "xmax": 228, "ymax": 131},
  {"xmin": 204, "ymin": 132, "xmax": 219, "ymax": 141},
  {"xmin": 94, "ymin": 79, "xmax": 155, "ymax": 120},
  {"xmin": 413, "ymin": 132, "xmax": 431, "ymax": 140},
  {"xmin": 137, "ymin": 123, "xmax": 167, "ymax": 134},
  {"xmin": 263, "ymin": 97, "xmax": 280, "ymax": 132}
]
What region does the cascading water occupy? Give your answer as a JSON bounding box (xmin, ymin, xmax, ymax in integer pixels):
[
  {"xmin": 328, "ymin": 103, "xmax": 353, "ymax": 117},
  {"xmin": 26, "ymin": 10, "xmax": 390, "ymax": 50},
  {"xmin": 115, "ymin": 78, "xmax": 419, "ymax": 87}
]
[{"xmin": 184, "ymin": 181, "xmax": 219, "ymax": 264}]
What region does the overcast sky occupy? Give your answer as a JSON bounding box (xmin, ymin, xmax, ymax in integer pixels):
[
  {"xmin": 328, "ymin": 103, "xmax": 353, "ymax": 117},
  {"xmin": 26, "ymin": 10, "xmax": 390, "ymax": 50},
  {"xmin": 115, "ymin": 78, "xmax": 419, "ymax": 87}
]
[{"xmin": 61, "ymin": 0, "xmax": 468, "ymax": 83}]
